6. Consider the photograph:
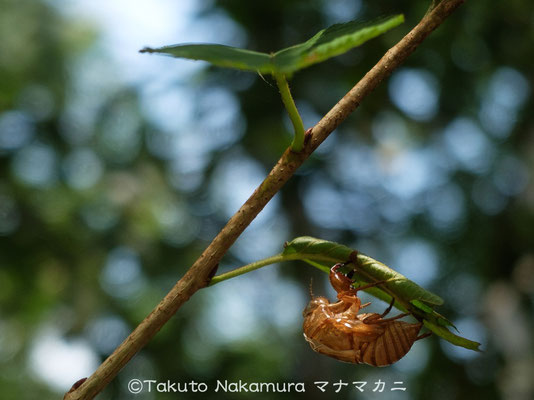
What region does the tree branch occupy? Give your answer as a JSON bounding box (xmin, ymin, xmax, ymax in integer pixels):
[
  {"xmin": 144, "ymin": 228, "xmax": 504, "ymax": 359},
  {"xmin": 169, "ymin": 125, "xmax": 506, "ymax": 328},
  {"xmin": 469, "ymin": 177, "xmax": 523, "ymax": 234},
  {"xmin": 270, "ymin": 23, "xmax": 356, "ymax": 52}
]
[{"xmin": 64, "ymin": 1, "xmax": 465, "ymax": 398}]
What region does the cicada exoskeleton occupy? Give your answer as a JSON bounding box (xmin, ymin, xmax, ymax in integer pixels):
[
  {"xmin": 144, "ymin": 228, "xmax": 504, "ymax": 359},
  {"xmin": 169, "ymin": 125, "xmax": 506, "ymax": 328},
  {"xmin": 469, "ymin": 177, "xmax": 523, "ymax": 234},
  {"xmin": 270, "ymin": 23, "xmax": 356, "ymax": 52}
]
[{"xmin": 302, "ymin": 263, "xmax": 429, "ymax": 366}]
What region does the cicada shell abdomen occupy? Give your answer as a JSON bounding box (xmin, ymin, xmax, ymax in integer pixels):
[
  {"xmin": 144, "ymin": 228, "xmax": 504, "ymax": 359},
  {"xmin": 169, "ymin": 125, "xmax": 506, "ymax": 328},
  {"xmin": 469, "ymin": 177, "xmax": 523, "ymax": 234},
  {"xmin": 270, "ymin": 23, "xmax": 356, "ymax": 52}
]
[
  {"xmin": 358, "ymin": 318, "xmax": 422, "ymax": 366},
  {"xmin": 303, "ymin": 301, "xmax": 422, "ymax": 366}
]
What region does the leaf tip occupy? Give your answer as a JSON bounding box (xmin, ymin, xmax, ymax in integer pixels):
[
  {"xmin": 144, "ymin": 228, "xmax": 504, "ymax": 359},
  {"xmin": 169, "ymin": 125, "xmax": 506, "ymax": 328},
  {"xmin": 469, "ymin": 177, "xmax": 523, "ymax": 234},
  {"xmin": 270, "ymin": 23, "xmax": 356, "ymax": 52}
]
[{"xmin": 139, "ymin": 47, "xmax": 154, "ymax": 54}]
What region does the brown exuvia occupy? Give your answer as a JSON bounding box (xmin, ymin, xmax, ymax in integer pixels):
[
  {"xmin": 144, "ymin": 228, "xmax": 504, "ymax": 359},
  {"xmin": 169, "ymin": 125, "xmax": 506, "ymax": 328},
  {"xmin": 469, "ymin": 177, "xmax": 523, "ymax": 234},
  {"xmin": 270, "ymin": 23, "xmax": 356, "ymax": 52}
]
[{"xmin": 302, "ymin": 263, "xmax": 430, "ymax": 366}]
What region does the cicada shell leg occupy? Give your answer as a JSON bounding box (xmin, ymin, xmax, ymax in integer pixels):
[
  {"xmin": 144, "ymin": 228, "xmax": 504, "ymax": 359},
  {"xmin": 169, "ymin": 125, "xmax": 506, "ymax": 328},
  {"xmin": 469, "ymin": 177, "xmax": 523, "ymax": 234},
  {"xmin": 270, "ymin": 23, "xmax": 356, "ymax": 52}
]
[{"xmin": 379, "ymin": 298, "xmax": 395, "ymax": 318}]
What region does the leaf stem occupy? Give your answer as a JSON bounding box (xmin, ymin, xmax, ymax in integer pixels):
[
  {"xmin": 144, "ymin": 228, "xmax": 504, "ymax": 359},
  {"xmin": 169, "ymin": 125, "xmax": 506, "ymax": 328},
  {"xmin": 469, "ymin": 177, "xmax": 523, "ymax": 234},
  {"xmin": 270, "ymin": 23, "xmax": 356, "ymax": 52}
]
[
  {"xmin": 209, "ymin": 254, "xmax": 286, "ymax": 285},
  {"xmin": 275, "ymin": 73, "xmax": 305, "ymax": 152},
  {"xmin": 209, "ymin": 253, "xmax": 333, "ymax": 286}
]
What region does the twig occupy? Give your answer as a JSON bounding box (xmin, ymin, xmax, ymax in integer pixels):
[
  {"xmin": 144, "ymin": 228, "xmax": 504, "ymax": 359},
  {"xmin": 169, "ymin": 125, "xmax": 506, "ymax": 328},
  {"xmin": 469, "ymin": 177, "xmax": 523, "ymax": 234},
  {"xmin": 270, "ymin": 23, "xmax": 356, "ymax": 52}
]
[{"xmin": 64, "ymin": 1, "xmax": 465, "ymax": 398}]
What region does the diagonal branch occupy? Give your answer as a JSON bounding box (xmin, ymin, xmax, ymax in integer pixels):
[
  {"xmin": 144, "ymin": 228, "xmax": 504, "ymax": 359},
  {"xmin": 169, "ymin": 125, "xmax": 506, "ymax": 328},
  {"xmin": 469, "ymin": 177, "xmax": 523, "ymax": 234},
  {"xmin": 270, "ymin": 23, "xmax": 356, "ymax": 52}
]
[{"xmin": 64, "ymin": 1, "xmax": 465, "ymax": 398}]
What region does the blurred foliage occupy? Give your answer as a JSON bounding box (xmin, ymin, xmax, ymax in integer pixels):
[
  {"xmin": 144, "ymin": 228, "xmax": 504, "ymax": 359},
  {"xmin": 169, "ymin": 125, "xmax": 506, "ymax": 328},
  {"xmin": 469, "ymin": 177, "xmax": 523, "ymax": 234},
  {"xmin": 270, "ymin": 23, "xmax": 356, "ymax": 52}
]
[{"xmin": 0, "ymin": 0, "xmax": 533, "ymax": 399}]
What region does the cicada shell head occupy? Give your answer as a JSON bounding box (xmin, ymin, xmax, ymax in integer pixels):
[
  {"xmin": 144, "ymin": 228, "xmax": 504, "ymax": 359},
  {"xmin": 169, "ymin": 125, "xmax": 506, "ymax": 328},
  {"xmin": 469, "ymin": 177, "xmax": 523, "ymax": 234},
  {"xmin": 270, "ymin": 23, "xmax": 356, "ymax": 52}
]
[{"xmin": 329, "ymin": 263, "xmax": 355, "ymax": 294}]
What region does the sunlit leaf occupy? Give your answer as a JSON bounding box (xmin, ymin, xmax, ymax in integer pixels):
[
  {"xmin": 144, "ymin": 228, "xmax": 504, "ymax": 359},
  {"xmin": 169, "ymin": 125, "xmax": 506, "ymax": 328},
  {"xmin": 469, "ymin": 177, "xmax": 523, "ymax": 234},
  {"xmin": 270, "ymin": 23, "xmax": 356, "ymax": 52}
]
[
  {"xmin": 140, "ymin": 15, "xmax": 404, "ymax": 75},
  {"xmin": 410, "ymin": 299, "xmax": 434, "ymax": 313},
  {"xmin": 140, "ymin": 44, "xmax": 273, "ymax": 73},
  {"xmin": 423, "ymin": 320, "xmax": 481, "ymax": 351},
  {"xmin": 283, "ymin": 236, "xmax": 443, "ymax": 306},
  {"xmin": 272, "ymin": 15, "xmax": 404, "ymax": 73}
]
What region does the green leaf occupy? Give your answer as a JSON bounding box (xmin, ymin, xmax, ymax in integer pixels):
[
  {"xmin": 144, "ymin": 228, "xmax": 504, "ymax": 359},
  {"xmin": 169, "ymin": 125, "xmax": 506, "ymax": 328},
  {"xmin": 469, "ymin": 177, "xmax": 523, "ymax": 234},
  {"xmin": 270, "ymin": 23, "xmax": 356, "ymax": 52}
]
[
  {"xmin": 140, "ymin": 44, "xmax": 273, "ymax": 73},
  {"xmin": 272, "ymin": 15, "xmax": 405, "ymax": 74},
  {"xmin": 423, "ymin": 320, "xmax": 482, "ymax": 351},
  {"xmin": 283, "ymin": 236, "xmax": 353, "ymax": 260},
  {"xmin": 140, "ymin": 15, "xmax": 404, "ymax": 75},
  {"xmin": 283, "ymin": 236, "xmax": 444, "ymax": 306},
  {"xmin": 410, "ymin": 299, "xmax": 434, "ymax": 313},
  {"xmin": 411, "ymin": 300, "xmax": 458, "ymax": 331}
]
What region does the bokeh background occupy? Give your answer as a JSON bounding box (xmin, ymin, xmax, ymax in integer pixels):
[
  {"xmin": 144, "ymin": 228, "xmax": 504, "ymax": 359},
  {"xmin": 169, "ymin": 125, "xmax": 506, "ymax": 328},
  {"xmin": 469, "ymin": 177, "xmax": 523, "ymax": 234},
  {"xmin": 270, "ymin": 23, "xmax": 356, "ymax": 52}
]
[{"xmin": 1, "ymin": 0, "xmax": 533, "ymax": 399}]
